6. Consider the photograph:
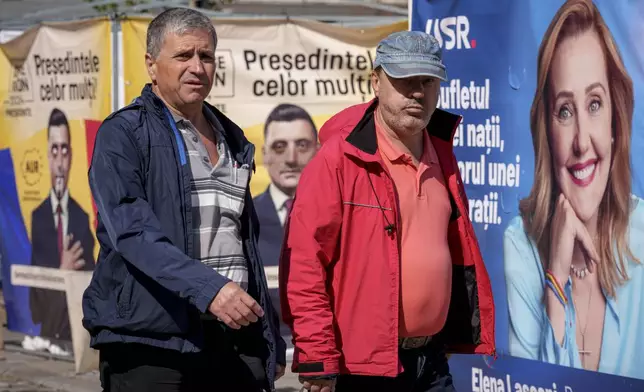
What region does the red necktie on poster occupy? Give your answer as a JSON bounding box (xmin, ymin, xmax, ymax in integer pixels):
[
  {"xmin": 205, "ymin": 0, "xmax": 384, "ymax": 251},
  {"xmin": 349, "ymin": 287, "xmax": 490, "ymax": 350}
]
[
  {"xmin": 56, "ymin": 204, "xmax": 63, "ymax": 263},
  {"xmin": 284, "ymin": 198, "xmax": 293, "ymax": 213}
]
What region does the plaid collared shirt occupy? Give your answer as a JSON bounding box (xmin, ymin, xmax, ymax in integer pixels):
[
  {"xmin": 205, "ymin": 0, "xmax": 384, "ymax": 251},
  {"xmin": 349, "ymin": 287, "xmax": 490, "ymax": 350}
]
[{"xmin": 173, "ymin": 108, "xmax": 249, "ymax": 290}]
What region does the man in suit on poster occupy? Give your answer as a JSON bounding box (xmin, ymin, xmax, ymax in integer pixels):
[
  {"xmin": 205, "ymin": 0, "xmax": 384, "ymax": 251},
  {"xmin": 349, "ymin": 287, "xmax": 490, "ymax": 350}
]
[
  {"xmin": 28, "ymin": 108, "xmax": 96, "ymax": 354},
  {"xmin": 253, "ymin": 103, "xmax": 318, "ymax": 333}
]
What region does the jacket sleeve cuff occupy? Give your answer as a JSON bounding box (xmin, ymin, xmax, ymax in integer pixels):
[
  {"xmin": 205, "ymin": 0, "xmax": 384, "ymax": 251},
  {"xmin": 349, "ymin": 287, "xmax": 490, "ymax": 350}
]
[
  {"xmin": 193, "ymin": 272, "xmax": 231, "ymax": 313},
  {"xmin": 299, "ymin": 374, "xmax": 338, "ymax": 382},
  {"xmin": 293, "ymin": 360, "xmax": 340, "ymax": 377}
]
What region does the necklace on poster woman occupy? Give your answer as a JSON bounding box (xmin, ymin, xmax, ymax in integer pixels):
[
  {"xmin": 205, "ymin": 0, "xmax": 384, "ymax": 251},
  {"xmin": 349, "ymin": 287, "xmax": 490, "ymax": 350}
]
[{"xmin": 572, "ymin": 278, "xmax": 593, "ymax": 369}]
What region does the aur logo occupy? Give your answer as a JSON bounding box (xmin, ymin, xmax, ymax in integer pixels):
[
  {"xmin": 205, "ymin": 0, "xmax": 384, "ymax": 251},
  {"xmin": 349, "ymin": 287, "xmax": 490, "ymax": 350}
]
[
  {"xmin": 21, "ymin": 149, "xmax": 43, "ymax": 186},
  {"xmin": 425, "ymin": 16, "xmax": 475, "ymax": 50}
]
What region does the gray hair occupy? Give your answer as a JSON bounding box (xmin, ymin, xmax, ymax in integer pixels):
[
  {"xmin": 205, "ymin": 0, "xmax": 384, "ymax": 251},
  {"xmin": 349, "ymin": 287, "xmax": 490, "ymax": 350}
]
[{"xmin": 146, "ymin": 7, "xmax": 218, "ymax": 58}]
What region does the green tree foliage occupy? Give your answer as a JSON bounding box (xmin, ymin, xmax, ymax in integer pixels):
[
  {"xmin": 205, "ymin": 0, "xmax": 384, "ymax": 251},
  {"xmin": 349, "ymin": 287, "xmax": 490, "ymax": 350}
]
[{"xmin": 83, "ymin": 0, "xmax": 149, "ymax": 13}]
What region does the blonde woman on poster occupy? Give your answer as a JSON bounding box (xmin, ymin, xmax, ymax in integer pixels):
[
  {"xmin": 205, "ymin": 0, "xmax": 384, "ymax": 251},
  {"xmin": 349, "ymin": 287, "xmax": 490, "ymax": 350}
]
[{"xmin": 503, "ymin": 0, "xmax": 644, "ymax": 379}]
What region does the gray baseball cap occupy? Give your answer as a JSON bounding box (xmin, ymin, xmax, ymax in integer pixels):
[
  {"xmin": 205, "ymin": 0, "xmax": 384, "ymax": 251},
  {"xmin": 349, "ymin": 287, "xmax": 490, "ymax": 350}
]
[{"xmin": 373, "ymin": 31, "xmax": 447, "ymax": 81}]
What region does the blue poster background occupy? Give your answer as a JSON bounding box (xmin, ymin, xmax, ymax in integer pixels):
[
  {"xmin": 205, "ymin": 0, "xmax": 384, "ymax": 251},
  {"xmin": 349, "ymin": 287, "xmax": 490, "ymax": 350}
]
[
  {"xmin": 411, "ymin": 0, "xmax": 644, "ymax": 389},
  {"xmin": 0, "ymin": 149, "xmax": 39, "ymax": 335}
]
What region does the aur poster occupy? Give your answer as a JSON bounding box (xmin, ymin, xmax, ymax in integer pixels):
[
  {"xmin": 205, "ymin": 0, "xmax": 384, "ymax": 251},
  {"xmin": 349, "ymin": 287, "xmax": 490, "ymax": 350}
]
[{"xmin": 0, "ymin": 18, "xmax": 112, "ymax": 368}]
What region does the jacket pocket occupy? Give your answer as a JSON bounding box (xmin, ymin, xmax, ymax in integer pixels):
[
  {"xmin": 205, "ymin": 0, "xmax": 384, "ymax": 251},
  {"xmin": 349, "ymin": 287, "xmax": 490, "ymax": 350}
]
[
  {"xmin": 342, "ymin": 201, "xmax": 392, "ymax": 210},
  {"xmin": 114, "ymin": 271, "xmax": 191, "ymax": 335},
  {"xmin": 226, "ymin": 164, "xmax": 250, "ymax": 216},
  {"xmin": 116, "ymin": 272, "xmax": 134, "ymax": 317}
]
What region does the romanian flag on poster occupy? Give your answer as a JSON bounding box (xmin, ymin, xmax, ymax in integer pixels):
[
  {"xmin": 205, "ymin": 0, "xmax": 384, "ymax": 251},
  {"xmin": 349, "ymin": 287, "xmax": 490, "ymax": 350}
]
[
  {"xmin": 410, "ymin": 0, "xmax": 644, "ymax": 390},
  {"xmin": 0, "ymin": 18, "xmax": 111, "ymax": 364}
]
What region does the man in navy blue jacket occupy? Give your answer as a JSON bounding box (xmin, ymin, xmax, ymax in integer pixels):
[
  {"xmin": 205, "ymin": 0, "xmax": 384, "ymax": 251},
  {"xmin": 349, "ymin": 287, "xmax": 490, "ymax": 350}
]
[{"xmin": 83, "ymin": 8, "xmax": 285, "ymax": 392}]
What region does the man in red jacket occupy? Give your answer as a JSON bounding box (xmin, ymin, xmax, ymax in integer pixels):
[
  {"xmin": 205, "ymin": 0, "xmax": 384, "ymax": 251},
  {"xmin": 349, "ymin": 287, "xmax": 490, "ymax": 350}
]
[{"xmin": 279, "ymin": 30, "xmax": 495, "ymax": 392}]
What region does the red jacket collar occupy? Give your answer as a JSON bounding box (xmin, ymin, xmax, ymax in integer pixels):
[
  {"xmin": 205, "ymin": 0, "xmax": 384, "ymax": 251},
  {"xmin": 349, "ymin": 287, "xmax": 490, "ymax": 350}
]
[{"xmin": 341, "ymin": 99, "xmax": 463, "ymax": 163}]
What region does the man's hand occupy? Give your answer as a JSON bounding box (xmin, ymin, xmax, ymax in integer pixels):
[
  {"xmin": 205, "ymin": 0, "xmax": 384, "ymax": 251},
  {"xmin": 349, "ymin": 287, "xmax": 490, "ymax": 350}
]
[
  {"xmin": 275, "ymin": 364, "xmax": 286, "ymax": 381},
  {"xmin": 300, "ymin": 377, "xmax": 336, "ymax": 392},
  {"xmin": 60, "ymin": 234, "xmax": 85, "ymax": 270},
  {"xmin": 208, "ymin": 281, "xmax": 264, "ymax": 329}
]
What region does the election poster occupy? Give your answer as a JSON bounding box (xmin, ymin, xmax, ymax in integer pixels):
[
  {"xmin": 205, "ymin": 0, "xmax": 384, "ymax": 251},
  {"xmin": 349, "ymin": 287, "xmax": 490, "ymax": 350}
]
[
  {"xmin": 0, "ymin": 18, "xmax": 112, "ymax": 368},
  {"xmin": 410, "ymin": 0, "xmax": 644, "ymax": 390}
]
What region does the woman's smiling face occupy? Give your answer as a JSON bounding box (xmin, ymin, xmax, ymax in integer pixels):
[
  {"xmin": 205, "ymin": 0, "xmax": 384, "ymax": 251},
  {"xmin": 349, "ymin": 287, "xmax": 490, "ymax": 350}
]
[{"xmin": 548, "ymin": 28, "xmax": 613, "ymax": 225}]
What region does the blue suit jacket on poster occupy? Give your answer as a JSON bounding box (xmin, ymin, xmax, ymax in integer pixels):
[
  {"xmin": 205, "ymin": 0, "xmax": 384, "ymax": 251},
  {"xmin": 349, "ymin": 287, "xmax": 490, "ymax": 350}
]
[
  {"xmin": 253, "ymin": 189, "xmax": 283, "ymax": 269},
  {"xmin": 253, "ymin": 189, "xmax": 292, "ymax": 337},
  {"xmin": 30, "ymin": 194, "xmax": 95, "ymax": 342}
]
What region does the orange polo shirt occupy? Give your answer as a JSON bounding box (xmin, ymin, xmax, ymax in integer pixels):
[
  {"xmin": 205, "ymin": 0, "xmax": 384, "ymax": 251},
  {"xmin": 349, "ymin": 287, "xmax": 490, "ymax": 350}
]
[{"xmin": 375, "ymin": 113, "xmax": 453, "ymax": 338}]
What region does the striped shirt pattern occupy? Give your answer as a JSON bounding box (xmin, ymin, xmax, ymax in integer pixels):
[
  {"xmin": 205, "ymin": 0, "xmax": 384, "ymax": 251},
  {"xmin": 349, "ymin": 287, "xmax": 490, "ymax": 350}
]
[{"xmin": 173, "ymin": 108, "xmax": 250, "ymax": 290}]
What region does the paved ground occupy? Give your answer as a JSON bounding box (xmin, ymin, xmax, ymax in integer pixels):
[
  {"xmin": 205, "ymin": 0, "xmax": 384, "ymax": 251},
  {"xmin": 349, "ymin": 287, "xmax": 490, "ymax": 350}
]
[
  {"xmin": 0, "ymin": 347, "xmax": 303, "ymax": 392},
  {"xmin": 0, "ymin": 335, "xmax": 303, "ymax": 392},
  {"xmin": 0, "ymin": 368, "xmax": 59, "ymax": 391},
  {"xmin": 0, "ymin": 294, "xmax": 302, "ymax": 392}
]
